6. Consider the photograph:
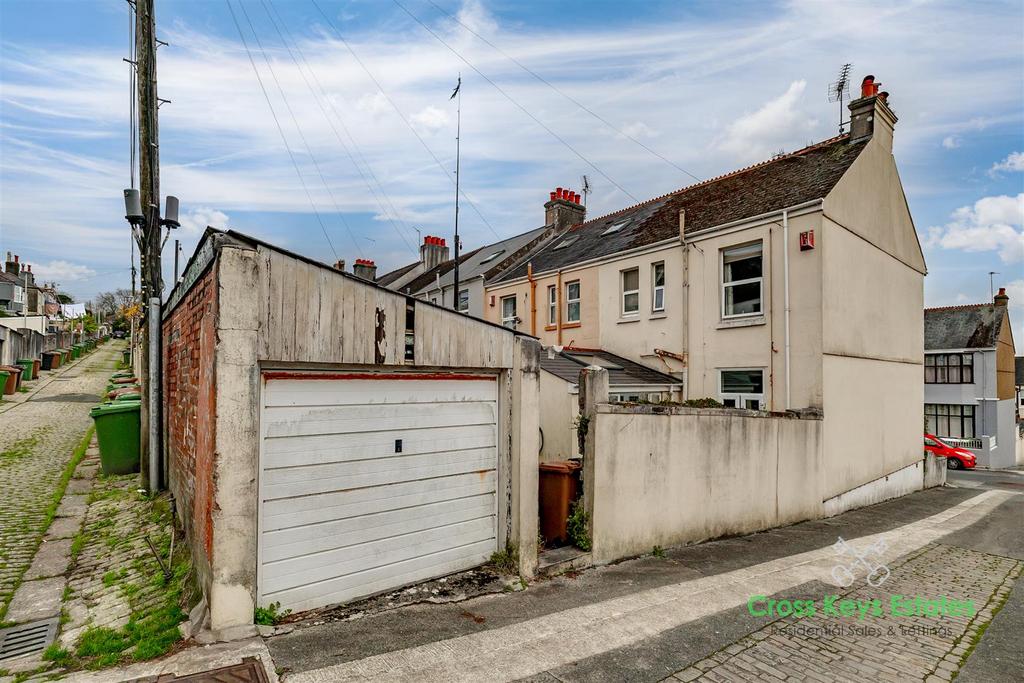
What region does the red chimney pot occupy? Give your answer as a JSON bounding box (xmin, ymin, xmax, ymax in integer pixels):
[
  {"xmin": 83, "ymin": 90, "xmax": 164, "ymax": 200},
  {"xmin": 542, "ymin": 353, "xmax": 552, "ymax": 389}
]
[
  {"xmin": 556, "ymin": 187, "xmax": 563, "ymax": 199},
  {"xmin": 13, "ymin": 255, "xmax": 18, "ymax": 263},
  {"xmin": 550, "ymin": 191, "xmax": 557, "ymax": 201},
  {"xmin": 861, "ymin": 75, "xmax": 879, "ymax": 98}
]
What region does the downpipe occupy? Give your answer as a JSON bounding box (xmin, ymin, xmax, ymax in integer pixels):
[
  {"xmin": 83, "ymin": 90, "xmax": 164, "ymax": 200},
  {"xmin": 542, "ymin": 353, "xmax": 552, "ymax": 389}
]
[{"xmin": 782, "ymin": 210, "xmax": 791, "ymax": 411}]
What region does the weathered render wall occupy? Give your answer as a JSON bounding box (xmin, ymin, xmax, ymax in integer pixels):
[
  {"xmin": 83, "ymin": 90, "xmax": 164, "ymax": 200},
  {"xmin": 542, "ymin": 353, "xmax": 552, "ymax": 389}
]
[
  {"xmin": 685, "ymin": 208, "xmax": 824, "ymax": 411},
  {"xmin": 585, "ymin": 400, "xmax": 824, "ymax": 564},
  {"xmin": 162, "ymin": 261, "xmax": 219, "ymax": 593},
  {"xmin": 196, "ymin": 239, "xmax": 538, "ymax": 631},
  {"xmin": 539, "ymin": 369, "xmax": 578, "ymax": 462},
  {"xmin": 819, "ymin": 128, "xmax": 926, "ymax": 502}
]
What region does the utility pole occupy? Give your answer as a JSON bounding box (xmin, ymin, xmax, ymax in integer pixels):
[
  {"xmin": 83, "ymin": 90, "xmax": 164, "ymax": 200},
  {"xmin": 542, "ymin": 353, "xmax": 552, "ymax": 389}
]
[{"xmin": 136, "ymin": 0, "xmax": 162, "ymax": 492}]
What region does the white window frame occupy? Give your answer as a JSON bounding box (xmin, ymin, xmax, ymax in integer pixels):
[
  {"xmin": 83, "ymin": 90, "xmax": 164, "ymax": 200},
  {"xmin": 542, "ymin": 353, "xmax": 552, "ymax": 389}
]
[
  {"xmin": 718, "ymin": 368, "xmax": 765, "ymax": 410},
  {"xmin": 565, "ymin": 280, "xmax": 581, "ymax": 323},
  {"xmin": 457, "ymin": 288, "xmax": 470, "ymax": 313},
  {"xmin": 721, "ymin": 242, "xmax": 763, "ymax": 319},
  {"xmin": 621, "ymin": 267, "xmax": 639, "ymax": 316},
  {"xmin": 547, "ymin": 285, "xmax": 556, "ymax": 325},
  {"xmin": 651, "ymin": 262, "xmax": 665, "ymax": 312},
  {"xmin": 500, "ymin": 295, "xmax": 518, "ymax": 329}
]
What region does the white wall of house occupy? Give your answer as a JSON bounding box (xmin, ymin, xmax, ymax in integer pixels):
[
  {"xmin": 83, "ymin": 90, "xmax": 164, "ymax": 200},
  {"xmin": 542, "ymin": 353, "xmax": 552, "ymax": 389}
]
[
  {"xmin": 420, "ymin": 277, "xmax": 486, "ymax": 319},
  {"xmin": 597, "ymin": 243, "xmax": 686, "ymax": 377}
]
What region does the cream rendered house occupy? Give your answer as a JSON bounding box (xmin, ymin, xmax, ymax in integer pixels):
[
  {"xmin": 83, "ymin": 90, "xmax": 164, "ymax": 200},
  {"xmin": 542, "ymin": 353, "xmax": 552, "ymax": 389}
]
[{"xmin": 488, "ymin": 76, "xmax": 928, "ymax": 508}]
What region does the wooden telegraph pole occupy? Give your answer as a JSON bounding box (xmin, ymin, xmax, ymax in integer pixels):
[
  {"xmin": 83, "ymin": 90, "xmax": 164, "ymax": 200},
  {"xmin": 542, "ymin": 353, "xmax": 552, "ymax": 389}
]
[{"xmin": 136, "ymin": 0, "xmax": 162, "ymax": 491}]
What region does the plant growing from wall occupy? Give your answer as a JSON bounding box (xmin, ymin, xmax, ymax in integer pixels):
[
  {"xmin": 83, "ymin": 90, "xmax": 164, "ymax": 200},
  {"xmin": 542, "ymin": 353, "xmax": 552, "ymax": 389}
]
[
  {"xmin": 488, "ymin": 543, "xmax": 519, "ymax": 575},
  {"xmin": 682, "ymin": 397, "xmax": 724, "ymax": 408},
  {"xmin": 567, "ymin": 501, "xmax": 591, "ymax": 551},
  {"xmin": 573, "ymin": 414, "xmax": 590, "ymax": 457}
]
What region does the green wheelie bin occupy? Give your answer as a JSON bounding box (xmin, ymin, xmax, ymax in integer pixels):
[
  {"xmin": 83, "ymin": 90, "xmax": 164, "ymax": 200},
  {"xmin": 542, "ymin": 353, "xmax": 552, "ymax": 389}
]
[
  {"xmin": 15, "ymin": 359, "xmax": 34, "ymax": 380},
  {"xmin": 89, "ymin": 401, "xmax": 141, "ymax": 475},
  {"xmin": 61, "ymin": 349, "xmax": 71, "ymax": 364},
  {"xmin": 0, "ymin": 370, "xmax": 9, "ymax": 400},
  {"xmin": 71, "ymin": 345, "xmax": 81, "ymax": 359}
]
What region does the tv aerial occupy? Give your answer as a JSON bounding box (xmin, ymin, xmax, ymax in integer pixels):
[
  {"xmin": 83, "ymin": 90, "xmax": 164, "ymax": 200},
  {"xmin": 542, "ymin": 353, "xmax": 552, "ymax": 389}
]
[
  {"xmin": 828, "ymin": 63, "xmax": 853, "ymax": 134},
  {"xmin": 580, "ymin": 175, "xmax": 591, "ymax": 208}
]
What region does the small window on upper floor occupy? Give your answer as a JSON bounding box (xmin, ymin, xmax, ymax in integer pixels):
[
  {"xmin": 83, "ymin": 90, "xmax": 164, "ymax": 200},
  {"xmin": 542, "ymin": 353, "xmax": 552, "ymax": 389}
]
[
  {"xmin": 722, "ymin": 242, "xmax": 762, "ymax": 318},
  {"xmin": 621, "ymin": 268, "xmax": 639, "ymax": 315},
  {"xmin": 553, "ymin": 236, "xmax": 579, "ymax": 250},
  {"xmin": 652, "ymin": 262, "xmax": 665, "ymax": 312}
]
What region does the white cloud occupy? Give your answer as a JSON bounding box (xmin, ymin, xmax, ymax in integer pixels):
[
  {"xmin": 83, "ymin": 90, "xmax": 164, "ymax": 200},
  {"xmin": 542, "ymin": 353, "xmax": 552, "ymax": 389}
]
[
  {"xmin": 30, "ymin": 260, "xmax": 96, "ymax": 282},
  {"xmin": 941, "ymin": 135, "xmax": 960, "ymax": 149},
  {"xmin": 454, "ymin": 0, "xmax": 498, "ymax": 36},
  {"xmin": 717, "ymin": 81, "xmax": 818, "ymax": 163},
  {"xmin": 619, "ymin": 121, "xmax": 660, "ymax": 139},
  {"xmin": 178, "ymin": 207, "xmax": 230, "ymax": 235},
  {"xmin": 925, "ymin": 193, "xmax": 1024, "ymax": 263},
  {"xmin": 989, "ymin": 151, "xmax": 1024, "ymax": 176},
  {"xmin": 410, "ymin": 106, "xmax": 450, "ymax": 135},
  {"xmin": 1004, "ymin": 280, "xmax": 1024, "ymax": 309}
]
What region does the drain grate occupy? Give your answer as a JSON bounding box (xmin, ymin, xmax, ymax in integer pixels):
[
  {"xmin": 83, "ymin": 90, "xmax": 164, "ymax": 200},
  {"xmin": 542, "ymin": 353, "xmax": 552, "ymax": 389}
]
[{"xmin": 0, "ymin": 617, "xmax": 59, "ymax": 662}]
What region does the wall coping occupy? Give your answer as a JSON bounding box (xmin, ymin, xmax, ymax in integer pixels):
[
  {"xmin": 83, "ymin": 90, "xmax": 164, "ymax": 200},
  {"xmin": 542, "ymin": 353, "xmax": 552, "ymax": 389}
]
[{"xmin": 595, "ymin": 403, "xmax": 824, "ymax": 421}]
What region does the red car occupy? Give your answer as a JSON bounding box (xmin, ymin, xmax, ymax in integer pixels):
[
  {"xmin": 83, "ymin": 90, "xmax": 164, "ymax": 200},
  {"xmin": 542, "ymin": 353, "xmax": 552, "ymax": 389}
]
[{"xmin": 924, "ymin": 434, "xmax": 976, "ymax": 470}]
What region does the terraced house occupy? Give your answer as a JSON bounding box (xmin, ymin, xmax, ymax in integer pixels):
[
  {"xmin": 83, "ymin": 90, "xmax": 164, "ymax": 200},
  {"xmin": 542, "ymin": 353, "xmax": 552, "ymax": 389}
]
[
  {"xmin": 486, "ymin": 75, "xmax": 930, "ymax": 509},
  {"xmin": 924, "ymin": 289, "xmax": 1018, "ymax": 469}
]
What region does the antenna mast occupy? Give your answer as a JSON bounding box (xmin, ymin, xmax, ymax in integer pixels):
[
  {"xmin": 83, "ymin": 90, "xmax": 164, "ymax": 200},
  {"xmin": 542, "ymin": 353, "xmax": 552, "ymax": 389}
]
[
  {"xmin": 828, "ymin": 63, "xmax": 853, "ymax": 134},
  {"xmin": 580, "ymin": 175, "xmax": 591, "ymax": 208},
  {"xmin": 451, "ymin": 74, "xmax": 461, "ymax": 311}
]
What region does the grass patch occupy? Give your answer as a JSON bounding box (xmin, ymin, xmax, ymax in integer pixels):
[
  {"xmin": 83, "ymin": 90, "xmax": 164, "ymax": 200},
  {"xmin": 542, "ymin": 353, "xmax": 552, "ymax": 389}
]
[
  {"xmin": 0, "ymin": 430, "xmax": 45, "ymax": 465},
  {"xmin": 488, "ymin": 543, "xmax": 519, "ymax": 575},
  {"xmin": 0, "ymin": 425, "xmax": 93, "ymax": 623},
  {"xmin": 254, "ymin": 601, "xmax": 291, "ymax": 626},
  {"xmin": 60, "ymin": 488, "xmax": 198, "ymax": 671}
]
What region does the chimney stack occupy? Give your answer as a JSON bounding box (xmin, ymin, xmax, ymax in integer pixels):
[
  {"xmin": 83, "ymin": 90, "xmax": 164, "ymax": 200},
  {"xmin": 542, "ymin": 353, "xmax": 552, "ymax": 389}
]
[
  {"xmin": 419, "ymin": 235, "xmax": 450, "ymax": 270},
  {"xmin": 544, "ymin": 186, "xmax": 586, "ymax": 231},
  {"xmin": 333, "ymin": 259, "xmax": 346, "ymax": 272},
  {"xmin": 994, "ymin": 287, "xmax": 1009, "ymax": 307},
  {"xmin": 848, "ymin": 74, "xmax": 897, "ymax": 149},
  {"xmin": 352, "ymin": 258, "xmax": 377, "ymax": 281},
  {"xmin": 5, "ymin": 252, "xmax": 19, "ymax": 276}
]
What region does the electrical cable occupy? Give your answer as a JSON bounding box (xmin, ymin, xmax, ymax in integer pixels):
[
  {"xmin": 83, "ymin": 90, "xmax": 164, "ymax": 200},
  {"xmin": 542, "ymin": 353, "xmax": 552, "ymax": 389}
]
[
  {"xmin": 392, "ymin": 0, "xmax": 639, "ymax": 203},
  {"xmin": 261, "ymin": 0, "xmax": 416, "ymax": 254},
  {"xmin": 310, "ymin": 0, "xmax": 501, "ymax": 239},
  {"xmin": 237, "ymin": 0, "xmax": 362, "ymax": 257},
  {"xmin": 424, "ymin": 0, "xmax": 701, "ymax": 183},
  {"xmin": 225, "ymin": 0, "xmax": 341, "ymax": 261}
]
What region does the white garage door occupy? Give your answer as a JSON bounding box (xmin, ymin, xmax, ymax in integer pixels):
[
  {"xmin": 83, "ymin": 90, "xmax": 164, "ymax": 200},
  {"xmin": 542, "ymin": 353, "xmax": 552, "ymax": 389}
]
[{"xmin": 258, "ymin": 372, "xmax": 499, "ymax": 614}]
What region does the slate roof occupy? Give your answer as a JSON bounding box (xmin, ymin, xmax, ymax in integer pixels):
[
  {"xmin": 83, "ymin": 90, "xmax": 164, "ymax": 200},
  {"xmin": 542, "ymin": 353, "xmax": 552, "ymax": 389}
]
[
  {"xmin": 494, "ymin": 135, "xmax": 867, "ymax": 283},
  {"xmin": 375, "ymin": 260, "xmax": 420, "ymax": 288},
  {"xmin": 419, "ymin": 226, "xmax": 551, "ymax": 293},
  {"xmin": 398, "ymin": 247, "xmax": 483, "ymax": 295},
  {"xmin": 924, "ymin": 304, "xmax": 1007, "ymax": 350},
  {"xmin": 0, "ymin": 271, "xmax": 23, "ymax": 285},
  {"xmin": 540, "ymin": 348, "xmax": 682, "ymax": 387}
]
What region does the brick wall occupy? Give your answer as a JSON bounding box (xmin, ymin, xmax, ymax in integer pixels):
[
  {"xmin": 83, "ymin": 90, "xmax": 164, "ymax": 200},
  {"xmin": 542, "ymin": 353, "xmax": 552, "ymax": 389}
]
[{"xmin": 163, "ymin": 263, "xmax": 217, "ymax": 586}]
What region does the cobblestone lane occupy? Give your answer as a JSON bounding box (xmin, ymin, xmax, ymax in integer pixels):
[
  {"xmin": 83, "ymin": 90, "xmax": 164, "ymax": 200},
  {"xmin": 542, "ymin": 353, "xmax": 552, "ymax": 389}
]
[
  {"xmin": 668, "ymin": 543, "xmax": 1022, "ymax": 683},
  {"xmin": 0, "ymin": 345, "xmax": 121, "ymax": 618}
]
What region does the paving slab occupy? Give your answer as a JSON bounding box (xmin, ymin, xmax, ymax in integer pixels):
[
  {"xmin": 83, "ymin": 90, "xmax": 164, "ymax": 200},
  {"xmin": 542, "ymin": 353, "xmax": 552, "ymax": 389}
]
[
  {"xmin": 55, "ymin": 495, "xmax": 89, "ymax": 519},
  {"xmin": 23, "ymin": 538, "xmax": 73, "ymax": 579},
  {"xmin": 5, "ymin": 575, "xmax": 65, "ymax": 623},
  {"xmin": 45, "ymin": 515, "xmax": 83, "ymax": 539}
]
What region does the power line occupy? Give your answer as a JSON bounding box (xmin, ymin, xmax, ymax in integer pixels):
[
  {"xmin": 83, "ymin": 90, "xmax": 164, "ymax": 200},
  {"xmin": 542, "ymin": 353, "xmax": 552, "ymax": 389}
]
[
  {"xmin": 424, "ymin": 0, "xmax": 701, "ymax": 184},
  {"xmin": 237, "ymin": 0, "xmax": 362, "ymax": 257},
  {"xmin": 261, "ymin": 0, "xmax": 416, "ymax": 254},
  {"xmin": 225, "ymin": 0, "xmax": 341, "ymax": 261},
  {"xmin": 392, "ymin": 0, "xmax": 639, "ymax": 203},
  {"xmin": 309, "ymin": 0, "xmax": 501, "ymax": 239}
]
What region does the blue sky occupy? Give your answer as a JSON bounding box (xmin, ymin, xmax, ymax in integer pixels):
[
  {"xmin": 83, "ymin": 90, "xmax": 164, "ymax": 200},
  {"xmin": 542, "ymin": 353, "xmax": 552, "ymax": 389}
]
[{"xmin": 1, "ymin": 0, "xmax": 1022, "ymax": 339}]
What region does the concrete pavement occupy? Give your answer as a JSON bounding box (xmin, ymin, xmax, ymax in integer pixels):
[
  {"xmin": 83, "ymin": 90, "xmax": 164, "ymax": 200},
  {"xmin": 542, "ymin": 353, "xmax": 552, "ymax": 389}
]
[{"xmin": 266, "ymin": 482, "xmax": 1022, "ymax": 682}]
